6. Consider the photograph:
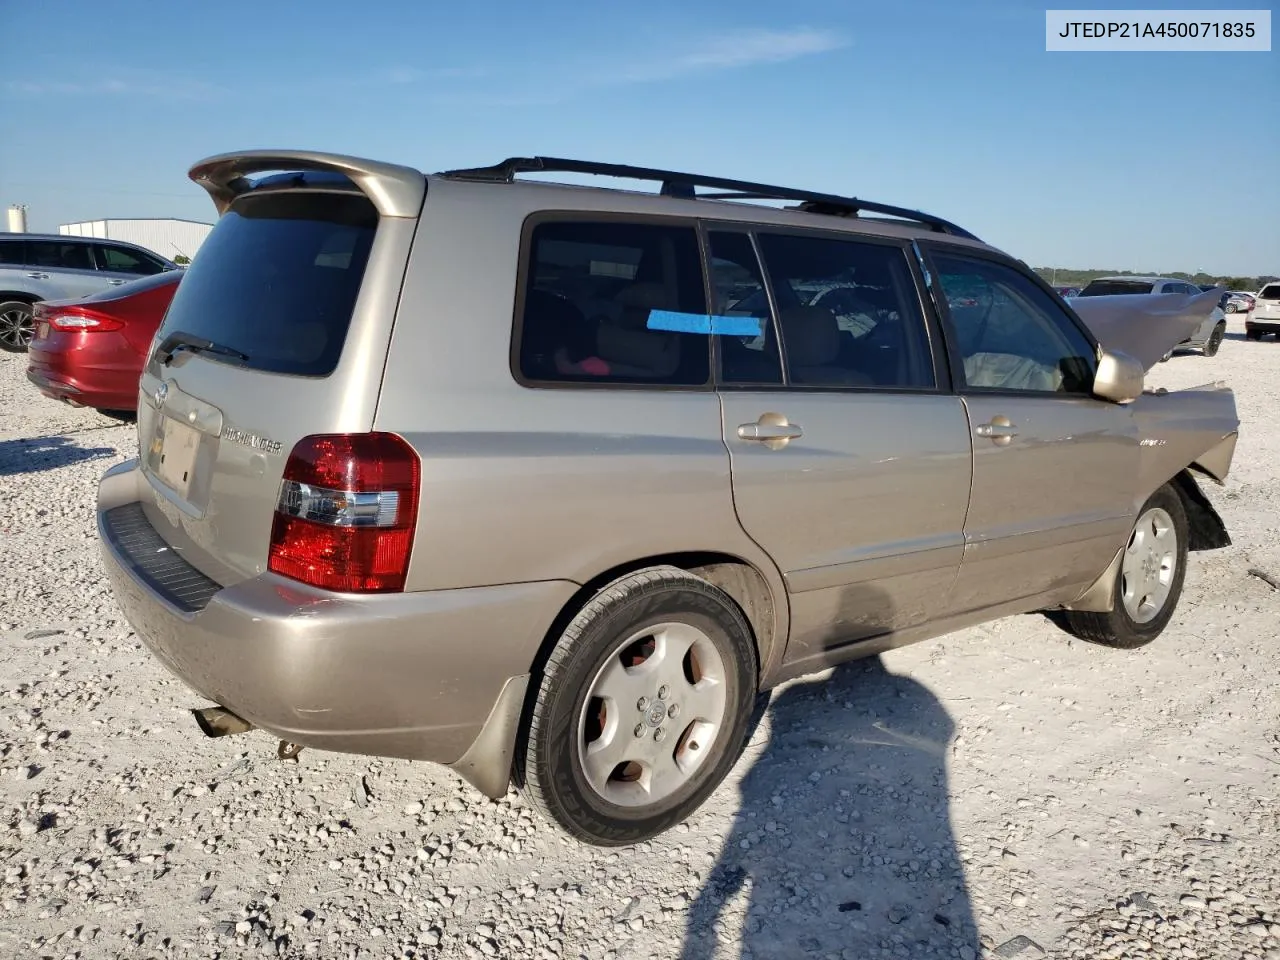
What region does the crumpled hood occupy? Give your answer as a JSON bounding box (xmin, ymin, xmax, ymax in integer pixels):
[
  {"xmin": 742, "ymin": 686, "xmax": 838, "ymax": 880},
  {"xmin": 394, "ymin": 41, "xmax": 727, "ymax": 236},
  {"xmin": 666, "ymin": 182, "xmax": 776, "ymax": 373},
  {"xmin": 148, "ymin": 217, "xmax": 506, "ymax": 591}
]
[{"xmin": 1068, "ymin": 289, "xmax": 1221, "ymax": 370}]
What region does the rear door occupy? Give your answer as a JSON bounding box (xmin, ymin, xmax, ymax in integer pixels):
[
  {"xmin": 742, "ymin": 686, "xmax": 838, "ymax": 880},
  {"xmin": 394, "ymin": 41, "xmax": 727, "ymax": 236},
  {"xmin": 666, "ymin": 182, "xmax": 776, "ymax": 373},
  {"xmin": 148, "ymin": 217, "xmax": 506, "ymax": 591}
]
[
  {"xmin": 712, "ymin": 227, "xmax": 972, "ymax": 668},
  {"xmin": 922, "ymin": 246, "xmax": 1139, "ymax": 611},
  {"xmin": 135, "ymin": 163, "xmax": 422, "ymax": 585}
]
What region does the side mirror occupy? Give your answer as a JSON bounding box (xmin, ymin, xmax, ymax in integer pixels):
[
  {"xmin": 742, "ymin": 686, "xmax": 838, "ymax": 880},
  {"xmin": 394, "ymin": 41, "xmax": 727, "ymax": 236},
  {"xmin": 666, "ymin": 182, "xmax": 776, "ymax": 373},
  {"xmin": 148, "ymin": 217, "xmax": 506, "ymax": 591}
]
[{"xmin": 1093, "ymin": 349, "xmax": 1144, "ymax": 404}]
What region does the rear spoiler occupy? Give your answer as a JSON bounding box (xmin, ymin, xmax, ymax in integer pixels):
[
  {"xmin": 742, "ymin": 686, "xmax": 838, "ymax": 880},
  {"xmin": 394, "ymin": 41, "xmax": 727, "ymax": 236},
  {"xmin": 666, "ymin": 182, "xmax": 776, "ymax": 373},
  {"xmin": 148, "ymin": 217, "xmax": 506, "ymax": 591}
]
[{"xmin": 188, "ymin": 150, "xmax": 426, "ymax": 219}]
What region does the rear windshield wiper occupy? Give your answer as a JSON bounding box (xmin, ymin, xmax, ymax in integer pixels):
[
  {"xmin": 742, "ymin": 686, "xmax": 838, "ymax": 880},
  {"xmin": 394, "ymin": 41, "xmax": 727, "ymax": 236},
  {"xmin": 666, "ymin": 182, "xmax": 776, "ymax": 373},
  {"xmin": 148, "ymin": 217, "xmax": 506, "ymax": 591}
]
[{"xmin": 154, "ymin": 331, "xmax": 250, "ymax": 367}]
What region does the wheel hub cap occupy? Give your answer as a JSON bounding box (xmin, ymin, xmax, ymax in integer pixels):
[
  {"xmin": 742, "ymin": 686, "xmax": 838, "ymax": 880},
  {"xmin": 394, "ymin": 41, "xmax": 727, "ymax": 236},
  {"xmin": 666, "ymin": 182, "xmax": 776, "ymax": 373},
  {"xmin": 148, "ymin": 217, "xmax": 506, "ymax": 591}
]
[
  {"xmin": 576, "ymin": 621, "xmax": 728, "ymax": 808},
  {"xmin": 1120, "ymin": 506, "xmax": 1178, "ymax": 624}
]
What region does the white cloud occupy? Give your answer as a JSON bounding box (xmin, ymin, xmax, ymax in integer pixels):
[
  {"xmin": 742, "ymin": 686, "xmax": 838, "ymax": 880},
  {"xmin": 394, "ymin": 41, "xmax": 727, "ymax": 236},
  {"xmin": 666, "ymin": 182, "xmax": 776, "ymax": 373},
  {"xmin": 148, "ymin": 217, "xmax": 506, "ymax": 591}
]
[{"xmin": 611, "ymin": 27, "xmax": 847, "ymax": 83}]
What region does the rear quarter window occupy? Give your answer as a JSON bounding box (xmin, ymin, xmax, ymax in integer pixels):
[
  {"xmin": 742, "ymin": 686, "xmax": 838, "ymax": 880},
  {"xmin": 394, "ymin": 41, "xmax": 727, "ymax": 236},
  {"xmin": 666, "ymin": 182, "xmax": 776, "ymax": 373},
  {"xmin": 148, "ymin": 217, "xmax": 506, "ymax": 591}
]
[
  {"xmin": 515, "ymin": 219, "xmax": 710, "ymax": 387},
  {"xmin": 153, "ymin": 191, "xmax": 377, "ymax": 377}
]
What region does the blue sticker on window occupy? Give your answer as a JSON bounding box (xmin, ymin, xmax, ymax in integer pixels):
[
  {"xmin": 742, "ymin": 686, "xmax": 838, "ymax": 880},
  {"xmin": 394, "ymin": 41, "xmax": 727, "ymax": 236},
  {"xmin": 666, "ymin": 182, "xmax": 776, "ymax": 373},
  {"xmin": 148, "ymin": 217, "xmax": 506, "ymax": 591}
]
[{"xmin": 646, "ymin": 310, "xmax": 764, "ymax": 337}]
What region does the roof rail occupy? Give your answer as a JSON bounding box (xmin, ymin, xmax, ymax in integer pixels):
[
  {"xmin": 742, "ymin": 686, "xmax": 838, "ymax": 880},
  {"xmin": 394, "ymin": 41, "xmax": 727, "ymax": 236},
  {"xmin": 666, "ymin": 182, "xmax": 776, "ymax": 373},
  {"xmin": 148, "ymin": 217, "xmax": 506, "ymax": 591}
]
[{"xmin": 441, "ymin": 156, "xmax": 978, "ymax": 240}]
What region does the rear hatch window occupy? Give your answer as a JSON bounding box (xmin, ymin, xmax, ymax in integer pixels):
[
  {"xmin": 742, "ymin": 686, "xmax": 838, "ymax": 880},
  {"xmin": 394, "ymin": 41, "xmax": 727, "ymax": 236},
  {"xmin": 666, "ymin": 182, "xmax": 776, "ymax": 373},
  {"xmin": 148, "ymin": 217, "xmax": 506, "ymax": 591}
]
[
  {"xmin": 1258, "ymin": 284, "xmax": 1280, "ymax": 301},
  {"xmin": 152, "ymin": 192, "xmax": 377, "ymax": 376},
  {"xmin": 1076, "ymin": 280, "xmax": 1155, "ymax": 297}
]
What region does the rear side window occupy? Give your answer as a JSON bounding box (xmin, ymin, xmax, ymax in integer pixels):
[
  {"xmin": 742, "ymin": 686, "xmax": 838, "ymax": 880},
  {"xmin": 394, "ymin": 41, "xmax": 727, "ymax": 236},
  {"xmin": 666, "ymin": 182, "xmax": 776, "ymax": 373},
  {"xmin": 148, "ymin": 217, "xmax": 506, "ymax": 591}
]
[
  {"xmin": 710, "ymin": 231, "xmax": 782, "ymax": 385},
  {"xmin": 516, "ymin": 220, "xmax": 709, "ymax": 386},
  {"xmin": 756, "ymin": 233, "xmax": 935, "ymax": 389},
  {"xmin": 154, "ymin": 192, "xmax": 377, "ymax": 376},
  {"xmin": 27, "ymin": 240, "xmax": 95, "ymax": 271},
  {"xmin": 0, "ymin": 240, "xmax": 25, "ymax": 265},
  {"xmin": 1259, "ymin": 284, "xmax": 1280, "ymax": 301},
  {"xmin": 1077, "ymin": 279, "xmax": 1154, "ymax": 296}
]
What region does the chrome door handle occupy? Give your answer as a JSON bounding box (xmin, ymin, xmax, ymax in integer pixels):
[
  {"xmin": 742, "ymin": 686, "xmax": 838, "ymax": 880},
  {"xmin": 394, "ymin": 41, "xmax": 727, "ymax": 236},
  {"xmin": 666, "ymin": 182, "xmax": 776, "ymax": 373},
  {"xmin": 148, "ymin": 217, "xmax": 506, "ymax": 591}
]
[
  {"xmin": 975, "ymin": 416, "xmax": 1018, "ymax": 445},
  {"xmin": 738, "ymin": 413, "xmax": 803, "ymax": 450},
  {"xmin": 26, "ymin": 271, "xmax": 50, "ymax": 280}
]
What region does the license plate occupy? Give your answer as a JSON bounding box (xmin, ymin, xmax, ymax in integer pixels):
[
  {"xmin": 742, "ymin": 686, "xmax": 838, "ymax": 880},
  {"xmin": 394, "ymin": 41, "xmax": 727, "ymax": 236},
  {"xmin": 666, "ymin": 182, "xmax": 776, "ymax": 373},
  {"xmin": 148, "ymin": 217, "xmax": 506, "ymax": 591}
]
[{"xmin": 155, "ymin": 417, "xmax": 201, "ymax": 497}]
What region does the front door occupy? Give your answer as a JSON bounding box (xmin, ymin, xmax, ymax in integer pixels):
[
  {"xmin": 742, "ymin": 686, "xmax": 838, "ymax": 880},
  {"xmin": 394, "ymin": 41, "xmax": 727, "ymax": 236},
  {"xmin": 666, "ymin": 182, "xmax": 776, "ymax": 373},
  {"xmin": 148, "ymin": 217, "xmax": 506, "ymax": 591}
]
[
  {"xmin": 708, "ymin": 227, "xmax": 972, "ymax": 671},
  {"xmin": 924, "ymin": 247, "xmax": 1139, "ymax": 612}
]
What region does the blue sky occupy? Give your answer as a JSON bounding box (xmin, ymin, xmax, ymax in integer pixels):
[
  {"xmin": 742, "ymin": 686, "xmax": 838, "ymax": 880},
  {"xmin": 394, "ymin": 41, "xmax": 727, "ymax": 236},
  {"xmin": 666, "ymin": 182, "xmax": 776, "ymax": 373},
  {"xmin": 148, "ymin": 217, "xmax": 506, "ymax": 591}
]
[{"xmin": 1, "ymin": 0, "xmax": 1276, "ymax": 275}]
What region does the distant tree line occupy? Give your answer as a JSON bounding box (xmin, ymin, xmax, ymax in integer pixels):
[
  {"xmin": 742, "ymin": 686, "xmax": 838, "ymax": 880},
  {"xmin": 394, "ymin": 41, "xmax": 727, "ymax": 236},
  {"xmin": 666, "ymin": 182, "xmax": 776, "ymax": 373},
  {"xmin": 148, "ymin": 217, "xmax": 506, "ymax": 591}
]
[{"xmin": 1034, "ymin": 268, "xmax": 1277, "ymax": 291}]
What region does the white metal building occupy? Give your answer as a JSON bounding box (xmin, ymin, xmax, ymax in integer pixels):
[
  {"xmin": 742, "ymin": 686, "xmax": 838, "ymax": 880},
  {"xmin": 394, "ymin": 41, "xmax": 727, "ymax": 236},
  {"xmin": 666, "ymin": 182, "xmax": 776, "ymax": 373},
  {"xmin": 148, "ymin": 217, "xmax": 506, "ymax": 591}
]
[{"xmin": 58, "ymin": 218, "xmax": 213, "ymax": 261}]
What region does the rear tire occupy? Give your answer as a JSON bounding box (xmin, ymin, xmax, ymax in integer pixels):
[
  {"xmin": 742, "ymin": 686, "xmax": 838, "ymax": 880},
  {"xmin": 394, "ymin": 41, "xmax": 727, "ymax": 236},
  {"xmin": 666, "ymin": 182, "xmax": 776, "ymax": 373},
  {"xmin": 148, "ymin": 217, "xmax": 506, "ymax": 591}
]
[
  {"xmin": 0, "ymin": 300, "xmax": 35, "ymax": 353},
  {"xmin": 1048, "ymin": 484, "xmax": 1188, "ymax": 649},
  {"xmin": 517, "ymin": 566, "xmax": 758, "ymax": 846},
  {"xmin": 1203, "ymin": 323, "xmax": 1225, "ymax": 357},
  {"xmin": 1246, "ymin": 329, "xmax": 1261, "ymax": 341}
]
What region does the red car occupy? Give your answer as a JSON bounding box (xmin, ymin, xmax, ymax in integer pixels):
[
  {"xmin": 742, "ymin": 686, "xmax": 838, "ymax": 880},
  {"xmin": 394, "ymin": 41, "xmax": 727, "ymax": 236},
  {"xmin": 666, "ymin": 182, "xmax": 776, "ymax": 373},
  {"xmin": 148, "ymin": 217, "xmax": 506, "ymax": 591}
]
[{"xmin": 26, "ymin": 272, "xmax": 180, "ymax": 419}]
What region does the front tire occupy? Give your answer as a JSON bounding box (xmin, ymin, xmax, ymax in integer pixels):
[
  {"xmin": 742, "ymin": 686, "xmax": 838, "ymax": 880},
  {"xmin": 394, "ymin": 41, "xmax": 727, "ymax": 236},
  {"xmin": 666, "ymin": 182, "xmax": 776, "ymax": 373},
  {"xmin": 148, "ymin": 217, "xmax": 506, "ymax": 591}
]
[
  {"xmin": 0, "ymin": 300, "xmax": 35, "ymax": 353},
  {"xmin": 518, "ymin": 566, "xmax": 758, "ymax": 846},
  {"xmin": 1049, "ymin": 484, "xmax": 1188, "ymax": 649},
  {"xmin": 1203, "ymin": 323, "xmax": 1225, "ymax": 357}
]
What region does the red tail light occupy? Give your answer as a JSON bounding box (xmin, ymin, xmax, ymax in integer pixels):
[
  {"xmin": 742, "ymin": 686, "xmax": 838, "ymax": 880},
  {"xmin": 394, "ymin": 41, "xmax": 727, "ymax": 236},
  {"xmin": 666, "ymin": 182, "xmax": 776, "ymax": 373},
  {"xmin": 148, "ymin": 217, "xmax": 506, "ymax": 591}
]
[
  {"xmin": 268, "ymin": 433, "xmax": 420, "ymax": 593},
  {"xmin": 43, "ymin": 307, "xmax": 125, "ymax": 332}
]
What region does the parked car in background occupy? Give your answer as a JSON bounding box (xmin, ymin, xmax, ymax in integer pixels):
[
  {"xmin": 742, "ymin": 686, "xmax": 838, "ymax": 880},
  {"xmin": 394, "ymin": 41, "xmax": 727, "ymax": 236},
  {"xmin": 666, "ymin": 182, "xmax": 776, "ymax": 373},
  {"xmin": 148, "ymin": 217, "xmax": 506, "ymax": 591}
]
[
  {"xmin": 26, "ymin": 272, "xmax": 180, "ymax": 419},
  {"xmin": 1075, "ymin": 276, "xmax": 1228, "ymax": 357},
  {"xmin": 1226, "ymin": 291, "xmax": 1257, "ymax": 314},
  {"xmin": 1054, "ymin": 285, "xmax": 1081, "ymax": 298},
  {"xmin": 96, "ymin": 149, "xmax": 1239, "ymax": 846},
  {"xmin": 1246, "ymin": 283, "xmax": 1280, "ymax": 340},
  {"xmin": 0, "ymin": 233, "xmax": 179, "ymax": 352}
]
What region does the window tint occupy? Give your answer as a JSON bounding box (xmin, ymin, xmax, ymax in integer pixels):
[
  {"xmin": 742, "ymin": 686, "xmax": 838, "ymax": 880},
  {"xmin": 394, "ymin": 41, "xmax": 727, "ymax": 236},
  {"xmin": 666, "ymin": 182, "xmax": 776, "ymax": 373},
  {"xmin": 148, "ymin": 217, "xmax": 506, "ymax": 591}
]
[
  {"xmin": 0, "ymin": 240, "xmax": 25, "ymax": 265},
  {"xmin": 755, "ymin": 233, "xmax": 935, "ymax": 389},
  {"xmin": 934, "ymin": 252, "xmax": 1096, "ymax": 395},
  {"xmin": 1077, "ymin": 279, "xmax": 1154, "ymax": 296},
  {"xmin": 152, "ymin": 191, "xmax": 377, "ymax": 377},
  {"xmin": 710, "ymin": 232, "xmax": 781, "ymax": 385},
  {"xmin": 97, "ymin": 244, "xmax": 165, "ymax": 275},
  {"xmin": 27, "ymin": 241, "xmax": 95, "ymax": 271},
  {"xmin": 1258, "ymin": 284, "xmax": 1280, "ymax": 301},
  {"xmin": 517, "ymin": 220, "xmax": 709, "ymax": 386}
]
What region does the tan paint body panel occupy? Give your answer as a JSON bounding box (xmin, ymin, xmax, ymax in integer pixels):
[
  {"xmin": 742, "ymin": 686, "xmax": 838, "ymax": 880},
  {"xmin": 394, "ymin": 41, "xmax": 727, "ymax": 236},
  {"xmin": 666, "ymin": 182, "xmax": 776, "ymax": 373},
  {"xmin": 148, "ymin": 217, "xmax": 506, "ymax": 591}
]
[
  {"xmin": 717, "ymin": 392, "xmax": 971, "ymax": 660},
  {"xmin": 952, "ymin": 394, "xmax": 1139, "ymax": 610},
  {"xmin": 95, "ymin": 151, "xmax": 1242, "ymax": 803}
]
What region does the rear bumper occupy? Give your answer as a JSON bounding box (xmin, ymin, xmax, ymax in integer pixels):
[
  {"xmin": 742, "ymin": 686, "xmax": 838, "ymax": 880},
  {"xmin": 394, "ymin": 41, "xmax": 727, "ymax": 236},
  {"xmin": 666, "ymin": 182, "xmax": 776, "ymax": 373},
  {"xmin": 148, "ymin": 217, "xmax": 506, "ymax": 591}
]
[
  {"xmin": 27, "ymin": 331, "xmax": 142, "ymax": 410},
  {"xmin": 1245, "ymin": 319, "xmax": 1280, "ymax": 334},
  {"xmin": 97, "ymin": 460, "xmax": 574, "ymax": 783}
]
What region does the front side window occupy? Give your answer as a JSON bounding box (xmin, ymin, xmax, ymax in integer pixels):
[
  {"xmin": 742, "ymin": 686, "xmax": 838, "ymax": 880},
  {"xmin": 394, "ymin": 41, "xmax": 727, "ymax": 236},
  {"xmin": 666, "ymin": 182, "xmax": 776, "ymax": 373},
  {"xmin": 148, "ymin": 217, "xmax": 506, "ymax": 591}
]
[
  {"xmin": 933, "ymin": 252, "xmax": 1096, "ymax": 395},
  {"xmin": 97, "ymin": 245, "xmax": 165, "ymax": 275},
  {"xmin": 755, "ymin": 233, "xmax": 935, "ymax": 389},
  {"xmin": 27, "ymin": 241, "xmax": 95, "ymax": 271},
  {"xmin": 516, "ymin": 220, "xmax": 709, "ymax": 386}
]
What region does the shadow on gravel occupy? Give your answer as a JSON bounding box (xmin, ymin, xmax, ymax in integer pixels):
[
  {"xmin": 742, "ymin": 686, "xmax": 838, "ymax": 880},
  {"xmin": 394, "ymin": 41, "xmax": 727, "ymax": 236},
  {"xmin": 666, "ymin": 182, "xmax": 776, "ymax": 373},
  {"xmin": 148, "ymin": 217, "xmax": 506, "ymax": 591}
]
[
  {"xmin": 682, "ymin": 616, "xmax": 977, "ymax": 959},
  {"xmin": 0, "ymin": 434, "xmax": 117, "ymax": 476}
]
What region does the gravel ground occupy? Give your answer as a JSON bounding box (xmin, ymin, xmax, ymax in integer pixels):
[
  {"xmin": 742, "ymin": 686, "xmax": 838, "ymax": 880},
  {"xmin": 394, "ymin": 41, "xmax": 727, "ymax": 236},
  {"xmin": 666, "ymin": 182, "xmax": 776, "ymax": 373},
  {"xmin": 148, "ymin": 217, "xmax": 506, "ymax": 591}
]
[{"xmin": 2, "ymin": 319, "xmax": 1277, "ymax": 960}]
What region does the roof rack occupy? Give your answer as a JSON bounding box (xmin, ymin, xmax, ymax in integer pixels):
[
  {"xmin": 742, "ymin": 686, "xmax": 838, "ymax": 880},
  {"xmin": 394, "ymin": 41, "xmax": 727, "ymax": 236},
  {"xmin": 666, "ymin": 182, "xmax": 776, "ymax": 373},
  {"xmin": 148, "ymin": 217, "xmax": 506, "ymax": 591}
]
[{"xmin": 441, "ymin": 156, "xmax": 978, "ymax": 240}]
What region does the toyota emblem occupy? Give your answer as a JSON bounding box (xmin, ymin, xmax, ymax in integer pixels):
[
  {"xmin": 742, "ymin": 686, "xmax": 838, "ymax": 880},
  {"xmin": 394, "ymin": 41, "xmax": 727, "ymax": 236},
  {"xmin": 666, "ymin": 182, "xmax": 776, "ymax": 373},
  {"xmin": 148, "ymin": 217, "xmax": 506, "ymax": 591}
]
[{"xmin": 154, "ymin": 381, "xmax": 169, "ymax": 408}]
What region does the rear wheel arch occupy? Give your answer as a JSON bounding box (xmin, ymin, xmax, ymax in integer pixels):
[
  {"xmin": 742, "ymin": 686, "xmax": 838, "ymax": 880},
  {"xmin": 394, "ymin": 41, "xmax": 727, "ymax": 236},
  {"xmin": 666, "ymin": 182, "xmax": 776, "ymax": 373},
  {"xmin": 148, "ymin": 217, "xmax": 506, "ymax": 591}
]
[{"xmin": 511, "ymin": 551, "xmax": 783, "ymax": 787}]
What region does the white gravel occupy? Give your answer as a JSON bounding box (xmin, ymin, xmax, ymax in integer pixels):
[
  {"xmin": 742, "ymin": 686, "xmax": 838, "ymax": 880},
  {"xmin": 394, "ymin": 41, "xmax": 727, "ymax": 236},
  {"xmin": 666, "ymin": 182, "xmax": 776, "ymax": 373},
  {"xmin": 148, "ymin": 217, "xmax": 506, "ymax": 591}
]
[{"xmin": 2, "ymin": 318, "xmax": 1277, "ymax": 960}]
